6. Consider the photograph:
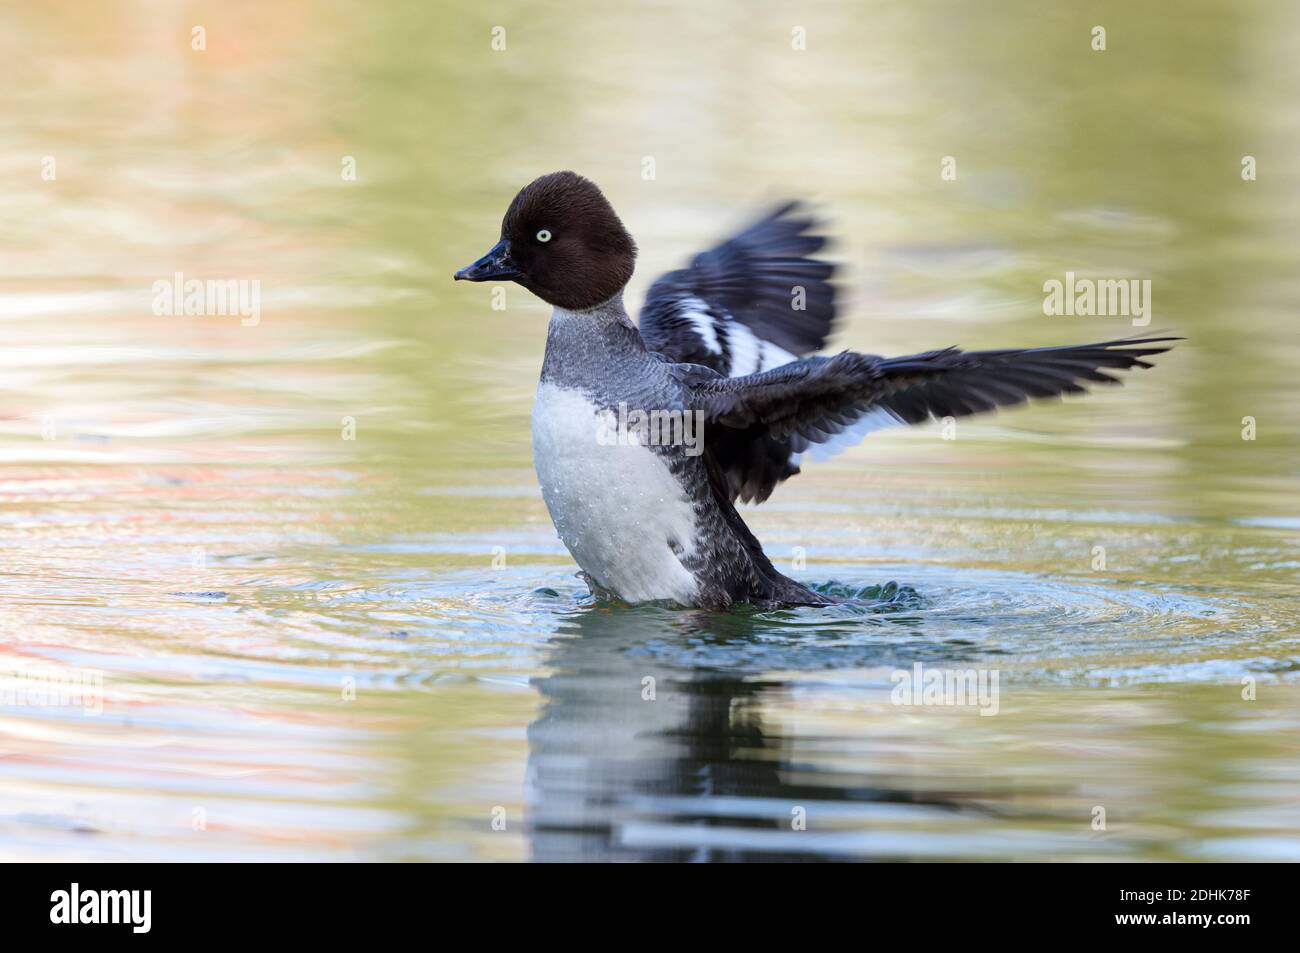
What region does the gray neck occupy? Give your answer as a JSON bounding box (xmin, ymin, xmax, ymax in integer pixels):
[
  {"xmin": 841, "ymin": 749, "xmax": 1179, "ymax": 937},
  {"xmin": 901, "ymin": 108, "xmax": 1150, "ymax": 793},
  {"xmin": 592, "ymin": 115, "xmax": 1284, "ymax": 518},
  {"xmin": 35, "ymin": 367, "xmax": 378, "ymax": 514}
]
[
  {"xmin": 540, "ymin": 290, "xmax": 648, "ymax": 389},
  {"xmin": 553, "ymin": 291, "xmax": 633, "ymax": 328}
]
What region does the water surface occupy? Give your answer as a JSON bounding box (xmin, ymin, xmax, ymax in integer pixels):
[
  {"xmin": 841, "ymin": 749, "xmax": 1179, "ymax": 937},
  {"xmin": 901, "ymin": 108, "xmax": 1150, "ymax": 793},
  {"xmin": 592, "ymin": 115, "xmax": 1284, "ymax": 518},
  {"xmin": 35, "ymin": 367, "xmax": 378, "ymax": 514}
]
[{"xmin": 1, "ymin": 0, "xmax": 1298, "ymax": 861}]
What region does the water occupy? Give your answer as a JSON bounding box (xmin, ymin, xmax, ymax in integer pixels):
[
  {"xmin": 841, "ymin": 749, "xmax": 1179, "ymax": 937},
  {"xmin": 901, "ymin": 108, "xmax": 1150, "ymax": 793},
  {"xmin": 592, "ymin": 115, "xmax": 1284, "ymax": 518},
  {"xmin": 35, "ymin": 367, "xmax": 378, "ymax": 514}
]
[{"xmin": 2, "ymin": 1, "xmax": 1298, "ymax": 861}]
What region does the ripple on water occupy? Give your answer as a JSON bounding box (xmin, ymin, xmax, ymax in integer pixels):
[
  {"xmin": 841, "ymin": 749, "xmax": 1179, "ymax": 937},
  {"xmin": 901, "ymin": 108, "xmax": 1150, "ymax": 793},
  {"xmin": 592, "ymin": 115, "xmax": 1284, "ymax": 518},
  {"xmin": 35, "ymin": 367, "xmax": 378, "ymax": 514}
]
[{"xmin": 217, "ymin": 562, "xmax": 1274, "ymax": 689}]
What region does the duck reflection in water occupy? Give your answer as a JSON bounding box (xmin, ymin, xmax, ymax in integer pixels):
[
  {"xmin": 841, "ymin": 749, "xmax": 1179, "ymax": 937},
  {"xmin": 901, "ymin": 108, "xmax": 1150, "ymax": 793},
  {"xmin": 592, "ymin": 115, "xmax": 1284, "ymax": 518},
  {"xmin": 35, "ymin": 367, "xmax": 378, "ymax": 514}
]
[{"xmin": 524, "ymin": 591, "xmax": 1008, "ymax": 862}]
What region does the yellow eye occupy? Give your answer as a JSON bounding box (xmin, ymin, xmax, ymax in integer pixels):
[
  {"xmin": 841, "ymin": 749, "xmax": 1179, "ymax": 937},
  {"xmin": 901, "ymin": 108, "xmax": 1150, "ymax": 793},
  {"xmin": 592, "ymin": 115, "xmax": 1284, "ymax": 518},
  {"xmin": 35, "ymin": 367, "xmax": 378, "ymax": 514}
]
[{"xmin": 536, "ymin": 229, "xmax": 552, "ymax": 243}]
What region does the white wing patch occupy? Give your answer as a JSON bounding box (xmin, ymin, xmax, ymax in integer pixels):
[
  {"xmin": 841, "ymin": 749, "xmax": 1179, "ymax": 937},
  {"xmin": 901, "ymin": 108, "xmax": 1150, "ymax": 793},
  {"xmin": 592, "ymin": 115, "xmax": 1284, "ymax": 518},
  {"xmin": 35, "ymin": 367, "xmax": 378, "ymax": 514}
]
[
  {"xmin": 681, "ymin": 297, "xmax": 722, "ymax": 355},
  {"xmin": 678, "ymin": 298, "xmax": 885, "ymax": 473},
  {"xmin": 797, "ymin": 406, "xmax": 904, "ymax": 464},
  {"xmin": 723, "ymin": 321, "xmax": 796, "ymax": 377},
  {"xmin": 761, "ymin": 340, "xmax": 796, "ymax": 371}
]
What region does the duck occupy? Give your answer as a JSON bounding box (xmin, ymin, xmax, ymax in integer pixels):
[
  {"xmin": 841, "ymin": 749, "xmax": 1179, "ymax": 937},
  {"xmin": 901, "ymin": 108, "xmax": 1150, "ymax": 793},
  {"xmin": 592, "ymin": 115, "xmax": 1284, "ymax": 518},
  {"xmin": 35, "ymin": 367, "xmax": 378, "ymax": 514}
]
[{"xmin": 455, "ymin": 171, "xmax": 1176, "ymax": 609}]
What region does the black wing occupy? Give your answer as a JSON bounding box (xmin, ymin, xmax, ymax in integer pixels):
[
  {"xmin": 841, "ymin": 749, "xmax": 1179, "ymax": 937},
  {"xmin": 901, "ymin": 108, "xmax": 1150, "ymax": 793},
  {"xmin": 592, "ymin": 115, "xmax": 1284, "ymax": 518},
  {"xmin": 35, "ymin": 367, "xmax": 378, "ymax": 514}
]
[
  {"xmin": 683, "ymin": 336, "xmax": 1179, "ymax": 505},
  {"xmin": 640, "ymin": 201, "xmax": 839, "ymax": 500},
  {"xmin": 638, "ymin": 201, "xmax": 838, "ymax": 375}
]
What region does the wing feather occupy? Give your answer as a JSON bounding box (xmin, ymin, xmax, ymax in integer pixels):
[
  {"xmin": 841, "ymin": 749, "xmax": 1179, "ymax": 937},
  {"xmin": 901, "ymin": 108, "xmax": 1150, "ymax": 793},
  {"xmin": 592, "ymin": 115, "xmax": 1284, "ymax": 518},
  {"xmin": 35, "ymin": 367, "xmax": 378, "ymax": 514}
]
[{"xmin": 688, "ymin": 336, "xmax": 1180, "ymax": 503}]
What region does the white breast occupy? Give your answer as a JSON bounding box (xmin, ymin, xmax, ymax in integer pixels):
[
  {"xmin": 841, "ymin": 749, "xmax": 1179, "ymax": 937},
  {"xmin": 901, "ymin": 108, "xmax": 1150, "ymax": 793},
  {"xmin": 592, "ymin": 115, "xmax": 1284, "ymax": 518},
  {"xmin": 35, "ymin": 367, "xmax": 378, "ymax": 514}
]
[{"xmin": 531, "ymin": 382, "xmax": 700, "ymax": 605}]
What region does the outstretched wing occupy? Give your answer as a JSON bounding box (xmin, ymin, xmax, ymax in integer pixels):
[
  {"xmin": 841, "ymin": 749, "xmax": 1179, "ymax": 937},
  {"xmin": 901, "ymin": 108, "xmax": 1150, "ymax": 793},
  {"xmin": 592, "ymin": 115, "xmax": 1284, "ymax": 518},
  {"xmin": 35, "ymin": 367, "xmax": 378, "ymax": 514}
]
[
  {"xmin": 638, "ymin": 201, "xmax": 838, "ymax": 375},
  {"xmin": 639, "ymin": 201, "xmax": 839, "ymax": 500},
  {"xmin": 683, "ymin": 336, "xmax": 1179, "ymax": 505}
]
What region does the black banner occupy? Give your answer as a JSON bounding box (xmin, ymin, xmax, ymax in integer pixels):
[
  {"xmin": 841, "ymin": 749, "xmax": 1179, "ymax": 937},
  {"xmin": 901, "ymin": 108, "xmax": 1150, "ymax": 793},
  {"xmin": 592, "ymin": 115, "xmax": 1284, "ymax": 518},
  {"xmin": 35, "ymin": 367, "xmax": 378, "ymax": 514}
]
[{"xmin": 1, "ymin": 863, "xmax": 1285, "ymax": 939}]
